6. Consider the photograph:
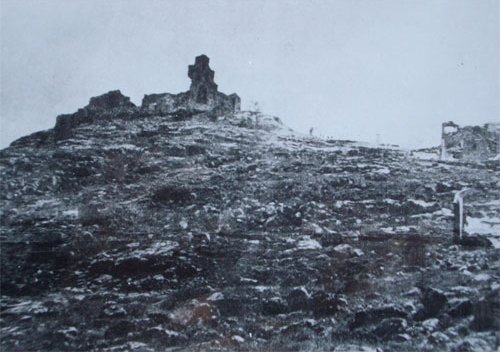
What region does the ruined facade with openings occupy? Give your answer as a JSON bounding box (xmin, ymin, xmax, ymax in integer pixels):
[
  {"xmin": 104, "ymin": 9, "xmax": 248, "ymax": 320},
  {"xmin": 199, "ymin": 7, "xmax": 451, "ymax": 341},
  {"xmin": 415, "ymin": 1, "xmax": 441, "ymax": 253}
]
[{"xmin": 440, "ymin": 121, "xmax": 499, "ymax": 161}]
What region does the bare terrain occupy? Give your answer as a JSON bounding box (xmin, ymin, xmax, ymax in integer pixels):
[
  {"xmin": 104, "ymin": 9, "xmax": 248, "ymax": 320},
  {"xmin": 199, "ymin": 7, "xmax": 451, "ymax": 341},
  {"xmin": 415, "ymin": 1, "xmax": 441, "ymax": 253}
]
[{"xmin": 1, "ymin": 108, "xmax": 499, "ymax": 351}]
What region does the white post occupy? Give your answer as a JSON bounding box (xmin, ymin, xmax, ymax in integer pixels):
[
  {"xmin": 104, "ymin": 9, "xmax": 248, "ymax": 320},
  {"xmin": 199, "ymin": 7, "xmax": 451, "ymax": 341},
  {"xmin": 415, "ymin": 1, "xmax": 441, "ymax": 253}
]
[{"xmin": 453, "ymin": 189, "xmax": 469, "ymax": 242}]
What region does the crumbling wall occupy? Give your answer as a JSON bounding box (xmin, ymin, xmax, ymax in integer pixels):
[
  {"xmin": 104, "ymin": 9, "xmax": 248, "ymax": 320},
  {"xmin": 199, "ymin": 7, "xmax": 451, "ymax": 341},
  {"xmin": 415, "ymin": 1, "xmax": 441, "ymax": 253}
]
[
  {"xmin": 141, "ymin": 92, "xmax": 190, "ymax": 115},
  {"xmin": 142, "ymin": 54, "xmax": 240, "ymax": 115},
  {"xmin": 440, "ymin": 121, "xmax": 499, "ymax": 161},
  {"xmin": 53, "ymin": 56, "xmax": 241, "ymax": 140},
  {"xmin": 54, "ymin": 90, "xmax": 137, "ymax": 140}
]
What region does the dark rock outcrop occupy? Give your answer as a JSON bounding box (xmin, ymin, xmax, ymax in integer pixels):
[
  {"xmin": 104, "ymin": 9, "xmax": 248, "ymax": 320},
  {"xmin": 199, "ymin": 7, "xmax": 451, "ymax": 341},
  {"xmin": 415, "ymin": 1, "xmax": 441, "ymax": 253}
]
[
  {"xmin": 373, "ymin": 318, "xmax": 408, "ymax": 339},
  {"xmin": 415, "ymin": 287, "xmax": 448, "ymax": 321},
  {"xmin": 350, "ymin": 306, "xmax": 408, "ymax": 330},
  {"xmin": 448, "ymin": 299, "xmax": 473, "ymax": 318},
  {"xmin": 470, "ymin": 291, "xmax": 500, "ymax": 331},
  {"xmin": 286, "ymin": 288, "xmax": 310, "ymax": 312},
  {"xmin": 311, "ymin": 291, "xmax": 338, "ymax": 317},
  {"xmin": 52, "ymin": 56, "xmax": 240, "ymax": 141},
  {"xmin": 262, "ymin": 296, "xmax": 288, "ymax": 315}
]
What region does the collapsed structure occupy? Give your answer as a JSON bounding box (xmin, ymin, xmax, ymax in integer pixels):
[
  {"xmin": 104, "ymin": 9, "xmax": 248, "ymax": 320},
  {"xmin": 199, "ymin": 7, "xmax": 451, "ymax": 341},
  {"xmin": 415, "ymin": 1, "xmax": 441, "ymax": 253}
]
[
  {"xmin": 142, "ymin": 55, "xmax": 240, "ymax": 115},
  {"xmin": 54, "ymin": 55, "xmax": 240, "ymax": 139},
  {"xmin": 440, "ymin": 121, "xmax": 499, "ymax": 161}
]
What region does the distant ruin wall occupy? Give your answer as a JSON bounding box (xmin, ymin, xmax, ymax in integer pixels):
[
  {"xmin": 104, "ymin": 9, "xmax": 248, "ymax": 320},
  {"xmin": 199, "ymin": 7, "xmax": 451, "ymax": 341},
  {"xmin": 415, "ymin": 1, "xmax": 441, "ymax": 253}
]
[
  {"xmin": 440, "ymin": 121, "xmax": 499, "ymax": 161},
  {"xmin": 141, "ymin": 91, "xmax": 240, "ymax": 116},
  {"xmin": 141, "ymin": 92, "xmax": 190, "ymax": 115}
]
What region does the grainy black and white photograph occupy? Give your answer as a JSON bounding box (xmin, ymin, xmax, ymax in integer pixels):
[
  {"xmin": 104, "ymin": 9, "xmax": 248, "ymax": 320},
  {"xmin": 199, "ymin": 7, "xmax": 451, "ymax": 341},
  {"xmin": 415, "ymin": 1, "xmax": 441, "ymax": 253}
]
[{"xmin": 1, "ymin": 0, "xmax": 499, "ymax": 351}]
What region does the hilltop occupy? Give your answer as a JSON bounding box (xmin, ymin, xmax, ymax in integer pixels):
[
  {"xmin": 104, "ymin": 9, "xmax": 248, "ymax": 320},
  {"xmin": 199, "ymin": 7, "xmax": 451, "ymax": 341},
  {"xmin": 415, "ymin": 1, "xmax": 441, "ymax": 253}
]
[{"xmin": 1, "ymin": 57, "xmax": 499, "ymax": 351}]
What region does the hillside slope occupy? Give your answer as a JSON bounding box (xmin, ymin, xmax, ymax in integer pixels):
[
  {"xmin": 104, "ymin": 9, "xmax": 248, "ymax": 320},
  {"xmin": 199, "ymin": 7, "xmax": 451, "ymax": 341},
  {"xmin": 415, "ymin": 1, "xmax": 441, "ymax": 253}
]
[{"xmin": 1, "ymin": 106, "xmax": 499, "ymax": 351}]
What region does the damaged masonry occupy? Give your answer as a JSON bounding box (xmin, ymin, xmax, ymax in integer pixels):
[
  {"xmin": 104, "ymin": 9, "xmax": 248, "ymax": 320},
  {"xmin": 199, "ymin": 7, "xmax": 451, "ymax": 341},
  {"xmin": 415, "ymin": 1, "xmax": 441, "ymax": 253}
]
[
  {"xmin": 54, "ymin": 55, "xmax": 241, "ymax": 140},
  {"xmin": 1, "ymin": 56, "xmax": 499, "ymax": 351},
  {"xmin": 440, "ymin": 121, "xmax": 499, "ymax": 161}
]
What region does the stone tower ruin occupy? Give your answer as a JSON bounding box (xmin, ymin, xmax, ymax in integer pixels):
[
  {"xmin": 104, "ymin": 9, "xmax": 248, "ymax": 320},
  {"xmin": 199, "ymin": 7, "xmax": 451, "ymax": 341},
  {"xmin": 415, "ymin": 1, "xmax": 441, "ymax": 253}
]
[
  {"xmin": 54, "ymin": 55, "xmax": 242, "ymax": 139},
  {"xmin": 141, "ymin": 54, "xmax": 241, "ymax": 115},
  {"xmin": 188, "ymin": 55, "xmax": 218, "ymax": 105}
]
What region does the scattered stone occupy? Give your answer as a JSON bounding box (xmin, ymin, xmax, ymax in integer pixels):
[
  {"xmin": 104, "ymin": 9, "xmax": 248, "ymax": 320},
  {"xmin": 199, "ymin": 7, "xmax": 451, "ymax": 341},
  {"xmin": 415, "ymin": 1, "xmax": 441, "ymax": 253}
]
[
  {"xmin": 470, "ymin": 298, "xmax": 500, "ymax": 331},
  {"xmin": 287, "ymin": 287, "xmax": 310, "ymax": 312},
  {"xmin": 394, "ymin": 333, "xmax": 412, "ymax": 342},
  {"xmin": 373, "ymin": 318, "xmax": 407, "ymax": 339},
  {"xmin": 311, "ymin": 291, "xmax": 338, "ymax": 317},
  {"xmin": 458, "ymin": 235, "xmax": 492, "ymax": 248},
  {"xmin": 429, "ymin": 331, "xmax": 450, "ymax": 345},
  {"xmin": 104, "ymin": 320, "xmax": 136, "ymax": 339},
  {"xmin": 422, "ymin": 318, "xmax": 440, "ymax": 332},
  {"xmin": 333, "ymin": 243, "xmax": 364, "ymax": 256},
  {"xmin": 415, "ymin": 287, "xmax": 448, "ymax": 321},
  {"xmin": 215, "ymin": 298, "xmax": 244, "ymax": 317},
  {"xmin": 451, "ymin": 337, "xmax": 494, "ymax": 352},
  {"xmin": 262, "ymin": 297, "xmax": 288, "ymax": 315},
  {"xmin": 206, "ymin": 292, "xmax": 224, "ymax": 301},
  {"xmin": 351, "ymin": 306, "xmax": 407, "ymax": 329},
  {"xmin": 448, "ymin": 299, "xmax": 473, "ymax": 318},
  {"xmin": 169, "ymin": 299, "xmax": 218, "ymax": 326},
  {"xmin": 139, "ymin": 327, "xmax": 187, "ymax": 346},
  {"xmin": 297, "ymin": 236, "xmax": 322, "ymax": 250},
  {"xmin": 102, "ymin": 304, "xmax": 127, "ymax": 318}
]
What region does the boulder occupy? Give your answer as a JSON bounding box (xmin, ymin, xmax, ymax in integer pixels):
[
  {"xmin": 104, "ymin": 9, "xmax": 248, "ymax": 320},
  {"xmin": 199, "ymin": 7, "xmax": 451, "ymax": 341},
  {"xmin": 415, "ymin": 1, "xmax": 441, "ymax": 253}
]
[
  {"xmin": 262, "ymin": 296, "xmax": 288, "ymax": 315},
  {"xmin": 428, "ymin": 331, "xmax": 450, "ymax": 345},
  {"xmin": 458, "ymin": 235, "xmax": 492, "ymax": 248},
  {"xmin": 286, "ymin": 288, "xmax": 310, "ymax": 312},
  {"xmin": 351, "ymin": 306, "xmax": 407, "ymax": 329},
  {"xmin": 215, "ymin": 298, "xmax": 244, "ymax": 317},
  {"xmin": 104, "ymin": 320, "xmax": 136, "ymax": 339},
  {"xmin": 448, "ymin": 299, "xmax": 473, "ymax": 318},
  {"xmin": 138, "ymin": 327, "xmax": 187, "ymax": 346},
  {"xmin": 415, "ymin": 287, "xmax": 448, "ymax": 321},
  {"xmin": 311, "ymin": 291, "xmax": 338, "ymax": 317},
  {"xmin": 373, "ymin": 318, "xmax": 407, "ymax": 339},
  {"xmin": 470, "ymin": 298, "xmax": 500, "ymax": 331}
]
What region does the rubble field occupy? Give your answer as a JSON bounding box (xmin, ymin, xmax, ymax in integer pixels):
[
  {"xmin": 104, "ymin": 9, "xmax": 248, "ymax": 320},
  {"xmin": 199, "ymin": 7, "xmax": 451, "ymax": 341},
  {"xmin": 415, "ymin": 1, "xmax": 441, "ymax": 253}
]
[{"xmin": 1, "ymin": 111, "xmax": 499, "ymax": 351}]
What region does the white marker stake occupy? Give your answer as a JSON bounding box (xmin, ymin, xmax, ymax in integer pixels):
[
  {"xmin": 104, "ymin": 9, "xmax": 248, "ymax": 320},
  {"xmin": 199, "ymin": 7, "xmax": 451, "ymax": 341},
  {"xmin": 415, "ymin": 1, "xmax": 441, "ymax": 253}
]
[{"xmin": 453, "ymin": 189, "xmax": 470, "ymax": 242}]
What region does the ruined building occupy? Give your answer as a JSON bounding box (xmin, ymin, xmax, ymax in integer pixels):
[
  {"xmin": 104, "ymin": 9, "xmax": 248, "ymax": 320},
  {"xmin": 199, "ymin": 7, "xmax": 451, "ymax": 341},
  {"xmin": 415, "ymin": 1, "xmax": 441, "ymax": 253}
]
[
  {"xmin": 142, "ymin": 54, "xmax": 240, "ymax": 115},
  {"xmin": 54, "ymin": 55, "xmax": 241, "ymax": 139},
  {"xmin": 440, "ymin": 121, "xmax": 499, "ymax": 161}
]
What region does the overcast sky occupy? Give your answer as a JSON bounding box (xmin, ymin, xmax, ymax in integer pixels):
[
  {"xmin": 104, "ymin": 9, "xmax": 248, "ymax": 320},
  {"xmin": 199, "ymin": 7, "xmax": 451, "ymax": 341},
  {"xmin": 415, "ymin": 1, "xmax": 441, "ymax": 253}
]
[{"xmin": 1, "ymin": 0, "xmax": 499, "ymax": 149}]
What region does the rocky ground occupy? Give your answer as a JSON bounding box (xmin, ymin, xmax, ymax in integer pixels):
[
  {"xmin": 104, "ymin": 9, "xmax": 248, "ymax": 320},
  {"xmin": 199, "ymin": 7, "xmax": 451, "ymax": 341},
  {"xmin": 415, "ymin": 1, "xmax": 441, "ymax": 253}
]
[{"xmin": 1, "ymin": 108, "xmax": 499, "ymax": 351}]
